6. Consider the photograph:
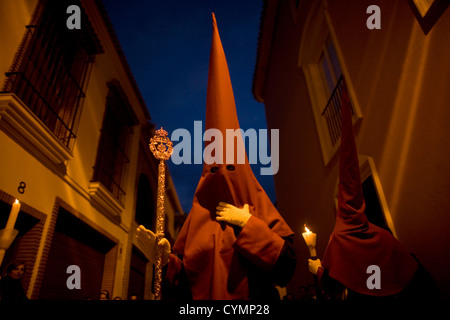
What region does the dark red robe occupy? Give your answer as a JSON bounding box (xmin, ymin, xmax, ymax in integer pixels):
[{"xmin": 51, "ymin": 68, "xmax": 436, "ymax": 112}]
[
  {"xmin": 321, "ymin": 80, "xmax": 418, "ymax": 297},
  {"xmin": 166, "ymin": 13, "xmax": 295, "ymax": 300}
]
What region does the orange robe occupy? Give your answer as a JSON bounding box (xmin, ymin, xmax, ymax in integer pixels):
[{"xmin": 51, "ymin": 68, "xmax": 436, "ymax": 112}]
[{"xmin": 164, "ymin": 13, "xmax": 296, "ymax": 300}]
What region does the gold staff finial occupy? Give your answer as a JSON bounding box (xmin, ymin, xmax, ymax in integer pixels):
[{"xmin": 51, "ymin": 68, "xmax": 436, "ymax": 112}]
[
  {"xmin": 149, "ymin": 127, "xmax": 173, "ymax": 300},
  {"xmin": 149, "ymin": 127, "xmax": 173, "ymax": 160}
]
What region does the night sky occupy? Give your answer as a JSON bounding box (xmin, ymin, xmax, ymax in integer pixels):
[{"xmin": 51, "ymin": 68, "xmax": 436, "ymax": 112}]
[{"xmin": 103, "ymin": 0, "xmax": 276, "ymax": 213}]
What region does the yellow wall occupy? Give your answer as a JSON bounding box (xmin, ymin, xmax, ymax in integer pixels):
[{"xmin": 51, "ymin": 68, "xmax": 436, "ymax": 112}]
[
  {"xmin": 259, "ymin": 0, "xmax": 450, "ymax": 298},
  {"xmin": 0, "ymin": 0, "xmax": 182, "ymax": 299}
]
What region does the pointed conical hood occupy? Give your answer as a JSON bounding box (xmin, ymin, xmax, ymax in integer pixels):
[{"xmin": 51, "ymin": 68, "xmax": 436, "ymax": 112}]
[
  {"xmin": 173, "ymin": 13, "xmax": 293, "ymax": 299},
  {"xmin": 205, "ymin": 13, "xmax": 240, "ymax": 142},
  {"xmin": 337, "ymin": 80, "xmax": 367, "ymax": 225},
  {"xmin": 203, "ymin": 13, "xmax": 249, "ymax": 167},
  {"xmin": 322, "ymin": 80, "xmax": 418, "ymax": 296}
]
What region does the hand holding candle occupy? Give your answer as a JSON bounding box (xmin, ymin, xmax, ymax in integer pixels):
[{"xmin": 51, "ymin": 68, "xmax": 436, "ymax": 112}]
[
  {"xmin": 5, "ymin": 199, "xmax": 20, "ymax": 232},
  {"xmin": 1, "ymin": 199, "xmax": 20, "ymax": 242},
  {"xmin": 302, "ymin": 225, "xmax": 323, "ymax": 300},
  {"xmin": 0, "ymin": 199, "xmax": 20, "ymax": 265},
  {"xmin": 302, "ymin": 225, "xmax": 317, "ymax": 259}
]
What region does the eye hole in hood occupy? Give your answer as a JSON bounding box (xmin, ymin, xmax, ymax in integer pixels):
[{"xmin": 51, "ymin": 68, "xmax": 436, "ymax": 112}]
[{"xmin": 210, "ymin": 166, "xmax": 219, "ymax": 173}]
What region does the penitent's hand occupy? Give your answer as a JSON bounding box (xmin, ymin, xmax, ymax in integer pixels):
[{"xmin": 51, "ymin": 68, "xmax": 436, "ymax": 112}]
[
  {"xmin": 136, "ymin": 225, "xmax": 171, "ymax": 266},
  {"xmin": 215, "ymin": 202, "xmax": 251, "ymax": 228},
  {"xmin": 308, "ymin": 258, "xmax": 322, "ymax": 275}
]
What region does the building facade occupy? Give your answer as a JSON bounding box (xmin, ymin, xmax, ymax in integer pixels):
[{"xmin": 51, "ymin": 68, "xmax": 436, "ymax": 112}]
[
  {"xmin": 0, "ymin": 0, "xmax": 184, "ymax": 300},
  {"xmin": 253, "ymin": 0, "xmax": 450, "ymax": 299}
]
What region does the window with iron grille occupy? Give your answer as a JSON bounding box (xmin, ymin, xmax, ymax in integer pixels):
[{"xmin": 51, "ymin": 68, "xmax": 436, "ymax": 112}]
[
  {"xmin": 299, "ymin": 3, "xmax": 362, "ymax": 165},
  {"xmin": 92, "ymin": 81, "xmax": 137, "ymax": 204},
  {"xmin": 318, "ymin": 36, "xmax": 346, "ymax": 147},
  {"xmin": 2, "ymin": 0, "xmax": 102, "ymax": 150}
]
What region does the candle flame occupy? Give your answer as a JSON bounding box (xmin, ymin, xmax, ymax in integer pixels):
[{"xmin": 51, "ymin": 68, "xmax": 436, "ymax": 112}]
[
  {"xmin": 14, "ymin": 199, "xmax": 20, "ymax": 205},
  {"xmin": 304, "ymin": 225, "xmax": 311, "ymax": 233}
]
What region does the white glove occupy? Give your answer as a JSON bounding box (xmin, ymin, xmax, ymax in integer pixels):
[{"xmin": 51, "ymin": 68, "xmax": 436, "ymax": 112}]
[
  {"xmin": 308, "ymin": 258, "xmax": 322, "ymax": 275},
  {"xmin": 136, "ymin": 225, "xmax": 171, "ymax": 266},
  {"xmin": 216, "ymin": 202, "xmax": 251, "ymax": 228}
]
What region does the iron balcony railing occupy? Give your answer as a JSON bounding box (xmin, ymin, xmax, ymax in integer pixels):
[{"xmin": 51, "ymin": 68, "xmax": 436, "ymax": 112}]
[
  {"xmin": 321, "ymin": 75, "xmax": 354, "ymax": 146},
  {"xmin": 2, "ymin": 24, "xmax": 92, "ymax": 150}
]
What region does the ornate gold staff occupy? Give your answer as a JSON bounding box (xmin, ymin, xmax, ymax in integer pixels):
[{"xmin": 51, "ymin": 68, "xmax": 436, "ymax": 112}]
[{"xmin": 149, "ymin": 127, "xmax": 173, "ymax": 300}]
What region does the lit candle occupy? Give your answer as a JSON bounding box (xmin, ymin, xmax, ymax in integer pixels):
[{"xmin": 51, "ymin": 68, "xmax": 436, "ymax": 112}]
[
  {"xmin": 0, "ymin": 199, "xmax": 20, "ymax": 266},
  {"xmin": 302, "ymin": 225, "xmax": 317, "ymax": 258},
  {"xmin": 302, "ymin": 225, "xmax": 323, "ymax": 300},
  {"xmin": 4, "ymin": 199, "xmax": 20, "ymax": 234}
]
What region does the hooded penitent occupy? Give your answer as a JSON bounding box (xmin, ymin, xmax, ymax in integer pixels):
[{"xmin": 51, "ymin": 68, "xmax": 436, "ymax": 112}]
[
  {"xmin": 321, "ymin": 80, "xmax": 418, "ymax": 296},
  {"xmin": 172, "ymin": 13, "xmax": 293, "ymax": 299}
]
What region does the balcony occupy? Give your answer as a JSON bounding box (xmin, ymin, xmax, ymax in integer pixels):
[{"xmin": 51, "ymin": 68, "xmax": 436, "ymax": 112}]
[{"xmin": 0, "ymin": 93, "xmax": 73, "ymax": 170}]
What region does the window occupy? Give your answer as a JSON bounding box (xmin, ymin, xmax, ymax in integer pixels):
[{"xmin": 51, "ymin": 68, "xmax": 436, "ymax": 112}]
[
  {"xmin": 2, "ymin": 0, "xmax": 102, "ymax": 150},
  {"xmin": 299, "ymin": 2, "xmax": 362, "ymax": 165},
  {"xmin": 319, "ymin": 37, "xmax": 342, "ymax": 97},
  {"xmin": 92, "ymin": 81, "xmax": 137, "ymax": 205},
  {"xmin": 408, "ymin": 0, "xmax": 449, "ymax": 34},
  {"xmin": 321, "ymin": 75, "xmax": 348, "ymax": 147},
  {"xmin": 318, "ymin": 36, "xmax": 348, "ymax": 147}
]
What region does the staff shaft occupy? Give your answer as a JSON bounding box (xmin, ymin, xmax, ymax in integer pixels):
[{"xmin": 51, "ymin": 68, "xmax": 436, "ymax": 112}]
[
  {"xmin": 154, "ymin": 160, "xmax": 166, "ymax": 300},
  {"xmin": 148, "ymin": 127, "xmax": 172, "ymax": 300}
]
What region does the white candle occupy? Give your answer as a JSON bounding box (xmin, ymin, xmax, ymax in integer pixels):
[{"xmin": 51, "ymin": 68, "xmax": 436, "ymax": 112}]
[
  {"xmin": 4, "ymin": 199, "xmax": 20, "ymax": 233},
  {"xmin": 302, "ymin": 225, "xmax": 317, "ymax": 258}
]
